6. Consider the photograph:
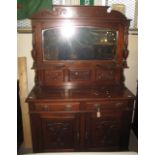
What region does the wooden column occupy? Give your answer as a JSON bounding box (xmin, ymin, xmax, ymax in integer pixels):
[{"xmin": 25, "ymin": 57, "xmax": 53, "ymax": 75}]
[{"xmin": 18, "ymin": 57, "xmax": 32, "ymax": 148}]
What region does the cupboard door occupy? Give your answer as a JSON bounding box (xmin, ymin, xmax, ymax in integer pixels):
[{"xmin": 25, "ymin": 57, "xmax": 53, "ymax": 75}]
[
  {"xmin": 85, "ymin": 111, "xmax": 122, "ymax": 151},
  {"xmin": 30, "ymin": 113, "xmax": 80, "ymax": 152}
]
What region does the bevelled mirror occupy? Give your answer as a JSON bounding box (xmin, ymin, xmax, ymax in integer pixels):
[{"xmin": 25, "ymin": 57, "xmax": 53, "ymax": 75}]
[{"xmin": 43, "ymin": 26, "xmax": 117, "ymax": 60}]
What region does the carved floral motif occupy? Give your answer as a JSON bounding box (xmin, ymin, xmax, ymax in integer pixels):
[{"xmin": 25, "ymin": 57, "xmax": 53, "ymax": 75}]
[
  {"xmin": 42, "ymin": 121, "xmax": 75, "ymax": 148},
  {"xmin": 31, "ymin": 6, "xmax": 127, "ymax": 20},
  {"xmin": 123, "ymin": 25, "xmax": 130, "ymax": 68},
  {"xmin": 36, "ymin": 8, "xmax": 68, "ymax": 18},
  {"xmin": 94, "ymin": 120, "xmax": 120, "ymax": 146},
  {"xmin": 69, "ymin": 70, "xmax": 91, "ymax": 81},
  {"xmin": 96, "ymin": 70, "xmax": 114, "ymax": 80},
  {"xmin": 44, "ymin": 71, "xmax": 63, "ymax": 82}
]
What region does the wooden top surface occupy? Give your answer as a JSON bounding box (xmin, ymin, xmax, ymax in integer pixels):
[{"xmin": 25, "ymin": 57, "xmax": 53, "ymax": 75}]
[{"xmin": 26, "ymin": 85, "xmax": 135, "ymax": 102}]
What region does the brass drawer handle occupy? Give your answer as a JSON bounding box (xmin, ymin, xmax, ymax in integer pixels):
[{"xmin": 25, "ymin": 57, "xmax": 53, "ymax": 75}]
[
  {"xmin": 75, "ymin": 72, "xmax": 79, "ymax": 75},
  {"xmin": 115, "ymin": 102, "xmax": 123, "ymax": 107},
  {"xmin": 43, "ymin": 105, "xmax": 49, "ymax": 111},
  {"xmin": 65, "ymin": 104, "xmax": 72, "ymax": 111},
  {"xmin": 94, "ymin": 104, "xmax": 100, "ymax": 110}
]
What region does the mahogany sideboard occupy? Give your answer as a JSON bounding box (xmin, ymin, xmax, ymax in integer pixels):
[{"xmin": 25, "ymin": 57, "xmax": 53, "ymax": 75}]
[{"xmin": 26, "ymin": 6, "xmax": 135, "ymax": 153}]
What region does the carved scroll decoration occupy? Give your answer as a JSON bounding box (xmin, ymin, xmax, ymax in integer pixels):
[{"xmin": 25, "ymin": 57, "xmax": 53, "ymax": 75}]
[{"xmin": 123, "ymin": 25, "xmax": 129, "ymax": 68}]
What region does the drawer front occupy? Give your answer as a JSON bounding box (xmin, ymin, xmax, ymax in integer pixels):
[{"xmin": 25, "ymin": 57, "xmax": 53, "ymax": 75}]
[
  {"xmin": 85, "ymin": 101, "xmax": 133, "ymax": 111},
  {"xmin": 30, "ymin": 102, "xmax": 80, "ymax": 112}
]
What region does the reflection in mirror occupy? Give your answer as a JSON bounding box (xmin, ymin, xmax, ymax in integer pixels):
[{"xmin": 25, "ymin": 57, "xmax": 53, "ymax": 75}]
[{"xmin": 43, "ymin": 27, "xmax": 117, "ymax": 60}]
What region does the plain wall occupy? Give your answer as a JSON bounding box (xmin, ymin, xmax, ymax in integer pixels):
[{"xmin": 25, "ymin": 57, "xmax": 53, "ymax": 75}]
[
  {"xmin": 17, "ymin": 33, "xmax": 35, "ymax": 92},
  {"xmin": 17, "ymin": 33, "xmax": 138, "ymax": 95},
  {"xmin": 124, "ymin": 34, "xmax": 138, "ymax": 95}
]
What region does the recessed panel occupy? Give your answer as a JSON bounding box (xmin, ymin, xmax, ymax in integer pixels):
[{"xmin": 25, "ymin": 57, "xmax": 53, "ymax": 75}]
[
  {"xmin": 69, "ymin": 69, "xmax": 91, "ymax": 81},
  {"xmin": 96, "ymin": 69, "xmax": 115, "ymax": 81},
  {"xmin": 44, "ymin": 70, "xmax": 64, "ymax": 85}
]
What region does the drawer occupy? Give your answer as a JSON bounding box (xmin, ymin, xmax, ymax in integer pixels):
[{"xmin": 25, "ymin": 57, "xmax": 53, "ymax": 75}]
[
  {"xmin": 30, "ymin": 102, "xmax": 80, "ymax": 112},
  {"xmin": 85, "ymin": 101, "xmax": 133, "ymax": 111}
]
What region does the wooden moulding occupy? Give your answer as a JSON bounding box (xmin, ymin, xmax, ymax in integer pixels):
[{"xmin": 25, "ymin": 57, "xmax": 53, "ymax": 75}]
[{"xmin": 18, "ymin": 57, "xmax": 32, "ymax": 148}]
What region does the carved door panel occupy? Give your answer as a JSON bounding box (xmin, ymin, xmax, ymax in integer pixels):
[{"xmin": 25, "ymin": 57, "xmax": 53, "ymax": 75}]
[
  {"xmin": 85, "ymin": 111, "xmax": 122, "ymax": 150},
  {"xmin": 40, "ymin": 113, "xmax": 80, "ymax": 152}
]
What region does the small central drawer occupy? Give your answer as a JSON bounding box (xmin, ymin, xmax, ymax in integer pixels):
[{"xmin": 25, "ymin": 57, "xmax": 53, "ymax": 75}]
[
  {"xmin": 30, "ymin": 102, "xmax": 80, "ymax": 112},
  {"xmin": 85, "ymin": 101, "xmax": 131, "ymax": 111}
]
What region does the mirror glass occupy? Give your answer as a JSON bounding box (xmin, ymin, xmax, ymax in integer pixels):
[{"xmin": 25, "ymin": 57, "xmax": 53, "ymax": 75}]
[{"xmin": 43, "ymin": 27, "xmax": 117, "ymax": 60}]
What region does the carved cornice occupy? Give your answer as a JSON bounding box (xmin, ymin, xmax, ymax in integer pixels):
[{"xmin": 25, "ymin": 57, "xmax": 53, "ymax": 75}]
[{"xmin": 31, "ymin": 6, "xmax": 129, "ymax": 21}]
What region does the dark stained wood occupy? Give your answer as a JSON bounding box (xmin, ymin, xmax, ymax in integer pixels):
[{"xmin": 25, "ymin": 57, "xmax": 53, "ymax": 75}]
[
  {"xmin": 85, "ymin": 111, "xmax": 122, "ymax": 150},
  {"xmin": 27, "ymin": 6, "xmax": 135, "ymax": 153},
  {"xmin": 31, "ymin": 5, "xmax": 128, "ymax": 20},
  {"xmin": 30, "ymin": 5, "xmax": 130, "ymax": 88}
]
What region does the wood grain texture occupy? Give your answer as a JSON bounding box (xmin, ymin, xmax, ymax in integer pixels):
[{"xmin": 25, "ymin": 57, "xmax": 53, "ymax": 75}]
[
  {"xmin": 18, "ymin": 57, "xmax": 32, "ymax": 148},
  {"xmin": 26, "ymin": 6, "xmax": 135, "ymax": 152}
]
